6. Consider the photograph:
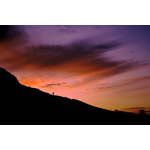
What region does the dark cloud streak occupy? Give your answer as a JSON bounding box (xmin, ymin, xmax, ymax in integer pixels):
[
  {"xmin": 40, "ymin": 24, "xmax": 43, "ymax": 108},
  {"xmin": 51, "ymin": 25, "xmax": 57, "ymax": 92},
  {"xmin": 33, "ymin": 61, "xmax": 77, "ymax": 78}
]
[
  {"xmin": 0, "ymin": 25, "xmax": 142, "ymax": 82},
  {"xmin": 41, "ymin": 82, "xmax": 66, "ymax": 88}
]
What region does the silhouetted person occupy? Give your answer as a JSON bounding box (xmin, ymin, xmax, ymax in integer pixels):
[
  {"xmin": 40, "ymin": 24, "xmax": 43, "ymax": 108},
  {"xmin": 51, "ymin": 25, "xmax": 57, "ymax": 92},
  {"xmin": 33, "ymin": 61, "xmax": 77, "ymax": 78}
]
[{"xmin": 1, "ymin": 67, "xmax": 150, "ymax": 125}]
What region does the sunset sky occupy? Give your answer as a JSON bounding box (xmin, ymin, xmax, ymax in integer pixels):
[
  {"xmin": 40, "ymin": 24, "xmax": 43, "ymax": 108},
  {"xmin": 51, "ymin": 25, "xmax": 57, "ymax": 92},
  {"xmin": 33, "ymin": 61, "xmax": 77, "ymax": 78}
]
[{"xmin": 0, "ymin": 25, "xmax": 150, "ymax": 113}]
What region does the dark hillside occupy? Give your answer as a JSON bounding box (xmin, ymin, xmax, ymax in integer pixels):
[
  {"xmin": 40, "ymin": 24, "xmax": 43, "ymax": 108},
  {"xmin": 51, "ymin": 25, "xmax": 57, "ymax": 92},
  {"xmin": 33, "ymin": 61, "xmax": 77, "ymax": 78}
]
[{"xmin": 0, "ymin": 67, "xmax": 150, "ymax": 125}]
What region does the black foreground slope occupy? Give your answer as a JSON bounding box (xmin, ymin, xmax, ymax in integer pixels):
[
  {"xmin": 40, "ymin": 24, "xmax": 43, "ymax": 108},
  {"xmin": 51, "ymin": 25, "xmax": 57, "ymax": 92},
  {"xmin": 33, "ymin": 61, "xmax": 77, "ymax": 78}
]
[{"xmin": 0, "ymin": 67, "xmax": 150, "ymax": 125}]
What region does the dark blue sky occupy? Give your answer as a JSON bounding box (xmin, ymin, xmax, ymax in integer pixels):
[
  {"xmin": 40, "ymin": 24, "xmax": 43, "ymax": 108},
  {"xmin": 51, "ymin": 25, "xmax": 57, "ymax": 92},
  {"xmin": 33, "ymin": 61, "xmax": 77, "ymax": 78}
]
[{"xmin": 22, "ymin": 25, "xmax": 150, "ymax": 63}]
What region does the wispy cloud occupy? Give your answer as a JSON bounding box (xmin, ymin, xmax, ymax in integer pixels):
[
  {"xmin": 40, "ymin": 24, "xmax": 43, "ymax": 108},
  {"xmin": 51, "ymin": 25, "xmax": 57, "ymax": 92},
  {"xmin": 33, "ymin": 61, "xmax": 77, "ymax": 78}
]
[
  {"xmin": 83, "ymin": 75, "xmax": 150, "ymax": 92},
  {"xmin": 0, "ymin": 25, "xmax": 145, "ymax": 87},
  {"xmin": 59, "ymin": 28, "xmax": 77, "ymax": 34},
  {"xmin": 76, "ymin": 79, "xmax": 84, "ymax": 83},
  {"xmin": 40, "ymin": 82, "xmax": 66, "ymax": 89}
]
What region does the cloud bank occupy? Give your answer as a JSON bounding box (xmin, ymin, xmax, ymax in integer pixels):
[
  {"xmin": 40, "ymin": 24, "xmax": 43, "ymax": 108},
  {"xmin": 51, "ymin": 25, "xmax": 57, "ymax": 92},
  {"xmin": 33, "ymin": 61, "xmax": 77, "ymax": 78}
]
[{"xmin": 0, "ymin": 25, "xmax": 141, "ymax": 85}]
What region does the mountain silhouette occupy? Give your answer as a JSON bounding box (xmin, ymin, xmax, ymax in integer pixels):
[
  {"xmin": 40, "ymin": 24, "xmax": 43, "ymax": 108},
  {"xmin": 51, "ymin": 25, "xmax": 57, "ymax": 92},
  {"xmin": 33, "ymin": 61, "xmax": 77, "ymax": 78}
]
[
  {"xmin": 0, "ymin": 67, "xmax": 20, "ymax": 87},
  {"xmin": 0, "ymin": 67, "xmax": 150, "ymax": 125}
]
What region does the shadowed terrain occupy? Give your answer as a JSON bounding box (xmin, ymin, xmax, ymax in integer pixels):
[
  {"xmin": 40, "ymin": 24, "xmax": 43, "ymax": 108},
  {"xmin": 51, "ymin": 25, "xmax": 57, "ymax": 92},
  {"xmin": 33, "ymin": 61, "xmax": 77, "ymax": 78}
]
[{"xmin": 0, "ymin": 67, "xmax": 150, "ymax": 125}]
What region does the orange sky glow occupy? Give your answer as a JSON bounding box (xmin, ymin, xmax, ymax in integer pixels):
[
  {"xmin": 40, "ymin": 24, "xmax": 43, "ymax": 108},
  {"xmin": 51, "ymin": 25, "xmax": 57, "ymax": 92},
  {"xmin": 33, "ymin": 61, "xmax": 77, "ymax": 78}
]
[{"xmin": 0, "ymin": 25, "xmax": 150, "ymax": 114}]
